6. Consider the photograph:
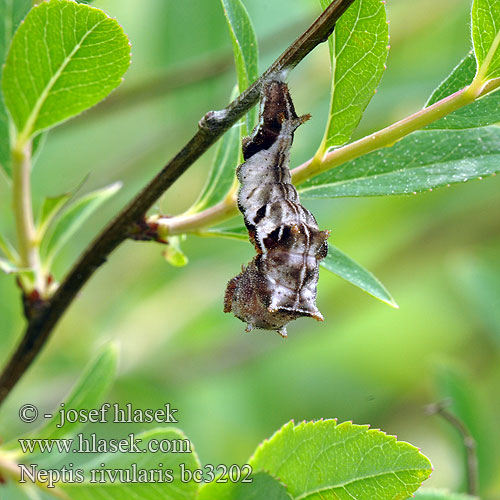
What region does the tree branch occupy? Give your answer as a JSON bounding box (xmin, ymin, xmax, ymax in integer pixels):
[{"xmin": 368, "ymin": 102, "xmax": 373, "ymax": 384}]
[
  {"xmin": 426, "ymin": 400, "xmax": 479, "ymax": 497},
  {"xmin": 0, "ymin": 0, "xmax": 356, "ymax": 406}
]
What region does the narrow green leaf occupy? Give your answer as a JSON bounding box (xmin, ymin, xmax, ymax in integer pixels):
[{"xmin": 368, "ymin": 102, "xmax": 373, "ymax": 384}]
[
  {"xmin": 321, "ymin": 245, "xmax": 397, "ymax": 307},
  {"xmin": 28, "ymin": 343, "xmax": 118, "ymax": 443},
  {"xmin": 199, "ymin": 472, "xmax": 293, "ymax": 500},
  {"xmin": 250, "ymin": 420, "xmax": 432, "ymax": 500},
  {"xmin": 471, "ymin": 0, "xmax": 500, "ymax": 81},
  {"xmin": 220, "ymin": 0, "xmax": 259, "ymax": 133},
  {"xmin": 206, "ymin": 228, "xmax": 397, "ymax": 307},
  {"xmin": 426, "ymin": 52, "xmax": 500, "ymax": 129},
  {"xmin": 43, "ymin": 182, "xmax": 122, "ymax": 265},
  {"xmin": 189, "ymin": 88, "xmax": 241, "ymax": 213},
  {"xmin": 36, "ymin": 192, "xmax": 71, "ymax": 240},
  {"xmin": 320, "ymin": 0, "xmax": 389, "ymax": 149},
  {"xmin": 2, "ymin": 0, "xmax": 131, "ymax": 142},
  {"xmin": 414, "ymin": 490, "xmax": 476, "ymax": 500},
  {"xmin": 299, "ymin": 126, "xmax": 500, "ymax": 197},
  {"xmin": 203, "ymin": 225, "xmax": 248, "ymax": 241},
  {"xmin": 0, "ymin": 0, "xmax": 31, "ymax": 176},
  {"xmin": 61, "ymin": 428, "xmax": 201, "ymax": 499}
]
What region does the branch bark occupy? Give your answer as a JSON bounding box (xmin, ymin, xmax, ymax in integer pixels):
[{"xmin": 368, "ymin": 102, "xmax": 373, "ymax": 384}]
[{"xmin": 0, "ymin": 0, "xmax": 355, "ymax": 406}]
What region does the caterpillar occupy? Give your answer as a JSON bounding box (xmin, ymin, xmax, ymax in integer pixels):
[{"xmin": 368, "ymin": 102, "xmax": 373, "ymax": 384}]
[{"xmin": 224, "ymin": 78, "xmax": 330, "ymax": 337}]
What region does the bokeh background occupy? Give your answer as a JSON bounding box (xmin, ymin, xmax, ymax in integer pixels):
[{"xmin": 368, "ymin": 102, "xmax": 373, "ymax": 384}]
[{"xmin": 1, "ymin": 0, "xmax": 499, "ymax": 498}]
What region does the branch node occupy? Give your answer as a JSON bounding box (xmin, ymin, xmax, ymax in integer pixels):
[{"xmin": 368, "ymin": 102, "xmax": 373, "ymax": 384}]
[
  {"xmin": 127, "ymin": 217, "xmax": 168, "ymax": 243},
  {"xmin": 19, "ymin": 284, "xmax": 50, "ymax": 321},
  {"xmin": 199, "ymin": 109, "xmax": 230, "ymax": 132}
]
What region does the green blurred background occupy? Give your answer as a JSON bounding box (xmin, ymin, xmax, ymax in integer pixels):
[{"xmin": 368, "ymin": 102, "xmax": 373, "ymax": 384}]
[{"xmin": 1, "ymin": 0, "xmax": 499, "ymax": 498}]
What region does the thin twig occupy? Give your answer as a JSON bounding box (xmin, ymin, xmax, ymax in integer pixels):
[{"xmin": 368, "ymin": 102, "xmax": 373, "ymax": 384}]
[
  {"xmin": 0, "ymin": 0, "xmax": 356, "ymax": 406},
  {"xmin": 426, "ymin": 400, "xmax": 479, "ymax": 497}
]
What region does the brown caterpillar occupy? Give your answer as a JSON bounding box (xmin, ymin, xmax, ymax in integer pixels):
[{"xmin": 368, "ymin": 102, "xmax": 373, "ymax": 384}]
[{"xmin": 224, "ymin": 78, "xmax": 330, "ymax": 337}]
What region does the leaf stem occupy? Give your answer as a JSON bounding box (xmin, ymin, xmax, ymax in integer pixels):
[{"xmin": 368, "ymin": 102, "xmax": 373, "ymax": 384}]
[
  {"xmin": 160, "ymin": 80, "xmax": 500, "ymax": 236},
  {"xmin": 292, "ymin": 85, "xmax": 480, "ymax": 183},
  {"xmin": 11, "ymin": 141, "xmax": 45, "ymax": 293}
]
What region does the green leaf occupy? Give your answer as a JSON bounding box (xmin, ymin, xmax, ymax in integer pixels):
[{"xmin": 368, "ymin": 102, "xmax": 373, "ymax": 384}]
[
  {"xmin": 199, "ymin": 472, "xmax": 293, "ymax": 500},
  {"xmin": 206, "ymin": 228, "xmax": 397, "ymax": 307},
  {"xmin": 471, "ymin": 0, "xmax": 500, "ymax": 81},
  {"xmin": 25, "ymin": 344, "xmax": 118, "ymax": 446},
  {"xmin": 220, "ymin": 0, "xmax": 259, "ymax": 133},
  {"xmin": 0, "ymin": 0, "xmax": 31, "ymax": 176},
  {"xmin": 322, "ymin": 245, "xmax": 398, "ymax": 307},
  {"xmin": 426, "ymin": 53, "xmax": 500, "ymax": 129},
  {"xmin": 203, "ymin": 225, "xmax": 248, "ymax": 241},
  {"xmin": 250, "ymin": 420, "xmax": 432, "ymax": 500},
  {"xmin": 61, "ymin": 428, "xmax": 201, "ymax": 499},
  {"xmin": 163, "ymin": 236, "xmax": 189, "ymax": 267},
  {"xmin": 299, "ymin": 126, "xmax": 500, "ymax": 197},
  {"xmin": 414, "ymin": 490, "xmax": 476, "ymax": 500},
  {"xmin": 36, "ymin": 192, "xmax": 71, "ymax": 240},
  {"xmin": 43, "ymin": 182, "xmax": 122, "ymax": 266},
  {"xmin": 320, "ymin": 0, "xmax": 389, "ymax": 149},
  {"xmin": 189, "ymin": 88, "xmax": 241, "ymax": 213},
  {"xmin": 2, "ymin": 0, "xmax": 131, "ymax": 143}
]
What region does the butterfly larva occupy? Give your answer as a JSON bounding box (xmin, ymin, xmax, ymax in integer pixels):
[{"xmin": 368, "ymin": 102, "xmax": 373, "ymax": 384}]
[{"xmin": 224, "ymin": 78, "xmax": 330, "ymax": 337}]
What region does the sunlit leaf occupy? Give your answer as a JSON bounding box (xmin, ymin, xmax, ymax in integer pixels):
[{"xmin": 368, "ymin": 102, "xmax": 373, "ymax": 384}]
[
  {"xmin": 220, "ymin": 0, "xmax": 259, "ymax": 133},
  {"xmin": 2, "ymin": 0, "xmax": 131, "ymax": 142},
  {"xmin": 0, "ymin": 0, "xmax": 31, "ymax": 176},
  {"xmin": 319, "ymin": 0, "xmax": 389, "ymax": 149},
  {"xmin": 43, "ymin": 182, "xmax": 122, "ymax": 266},
  {"xmin": 322, "ymin": 245, "xmax": 398, "ymax": 307},
  {"xmin": 199, "ymin": 472, "xmax": 293, "ymax": 500},
  {"xmin": 299, "ymin": 126, "xmax": 500, "ymax": 197},
  {"xmin": 471, "ymin": 0, "xmax": 500, "ymax": 81},
  {"xmin": 426, "ymin": 52, "xmax": 500, "ymax": 129},
  {"xmin": 250, "ymin": 420, "xmax": 432, "ymax": 500}
]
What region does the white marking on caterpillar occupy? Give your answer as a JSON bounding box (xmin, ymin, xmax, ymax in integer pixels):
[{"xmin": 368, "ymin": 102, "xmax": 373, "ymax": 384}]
[{"xmin": 224, "ymin": 80, "xmax": 330, "ymax": 337}]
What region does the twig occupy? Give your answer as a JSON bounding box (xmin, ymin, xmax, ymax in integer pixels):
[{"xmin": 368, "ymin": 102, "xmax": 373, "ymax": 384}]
[
  {"xmin": 0, "ymin": 0, "xmax": 356, "ymax": 405},
  {"xmin": 426, "ymin": 400, "xmax": 479, "ymax": 497}
]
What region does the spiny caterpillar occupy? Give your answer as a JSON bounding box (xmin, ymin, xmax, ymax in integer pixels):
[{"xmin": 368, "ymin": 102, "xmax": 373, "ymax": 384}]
[{"xmin": 224, "ymin": 78, "xmax": 330, "ymax": 337}]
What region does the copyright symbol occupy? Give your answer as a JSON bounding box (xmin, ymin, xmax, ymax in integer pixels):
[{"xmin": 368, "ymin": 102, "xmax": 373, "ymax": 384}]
[{"xmin": 19, "ymin": 404, "xmax": 38, "ymax": 423}]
